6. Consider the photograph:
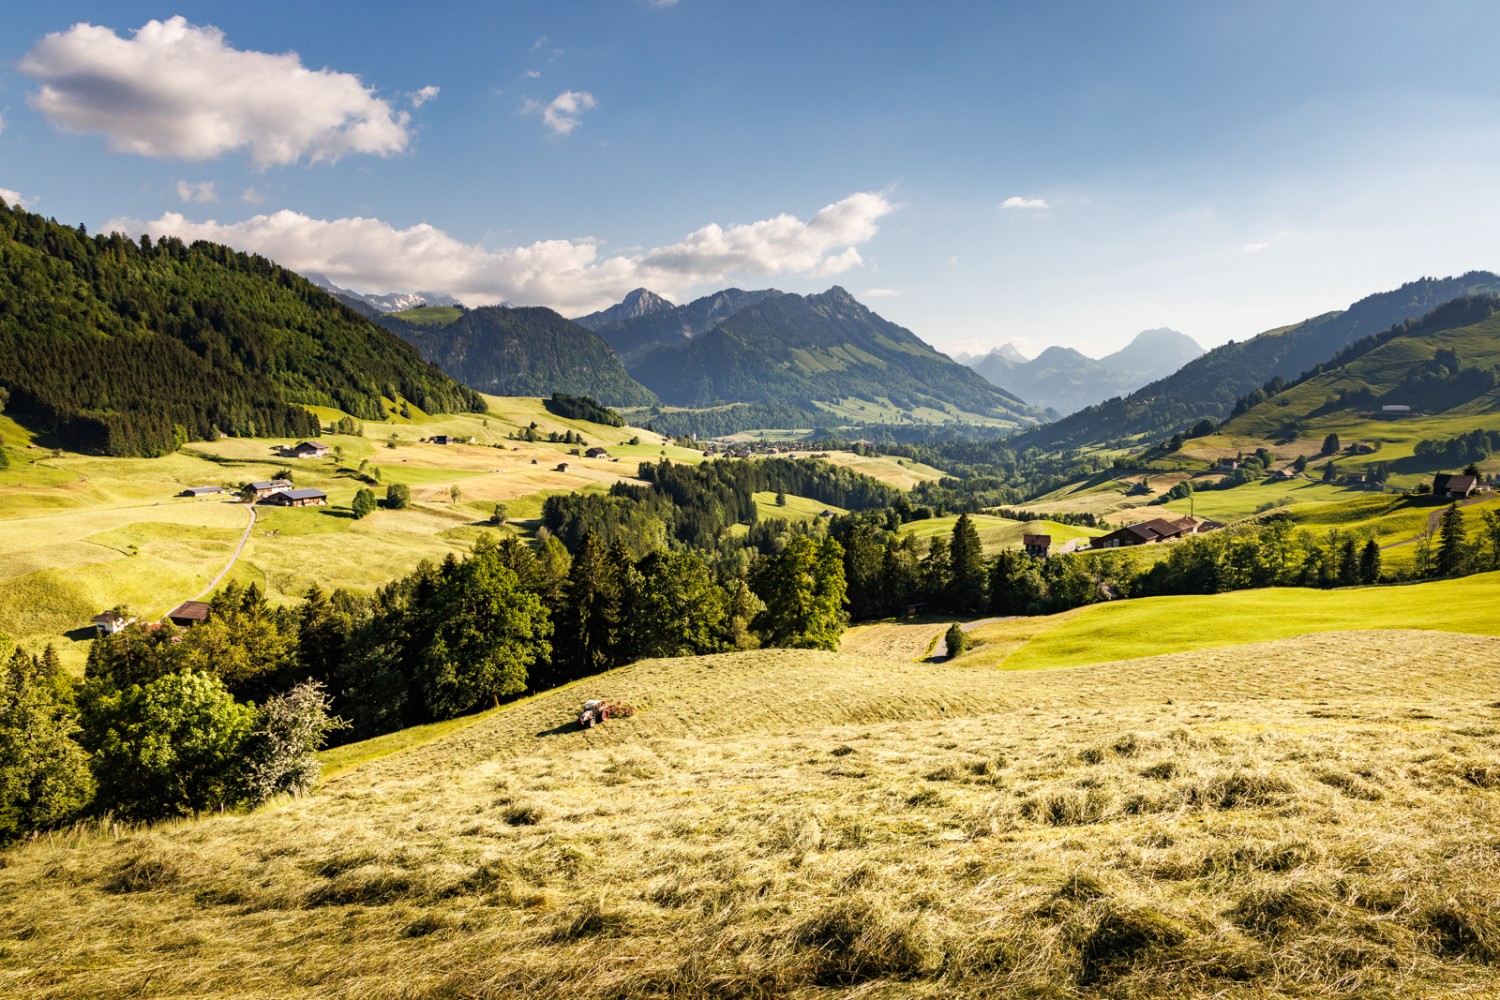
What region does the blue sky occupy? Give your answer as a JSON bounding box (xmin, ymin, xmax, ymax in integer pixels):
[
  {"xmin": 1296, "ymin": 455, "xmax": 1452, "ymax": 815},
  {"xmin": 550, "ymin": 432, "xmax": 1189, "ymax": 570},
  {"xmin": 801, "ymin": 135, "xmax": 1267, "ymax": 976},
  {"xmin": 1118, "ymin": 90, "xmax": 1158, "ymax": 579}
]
[{"xmin": 3, "ymin": 2, "xmax": 1499, "ymax": 358}]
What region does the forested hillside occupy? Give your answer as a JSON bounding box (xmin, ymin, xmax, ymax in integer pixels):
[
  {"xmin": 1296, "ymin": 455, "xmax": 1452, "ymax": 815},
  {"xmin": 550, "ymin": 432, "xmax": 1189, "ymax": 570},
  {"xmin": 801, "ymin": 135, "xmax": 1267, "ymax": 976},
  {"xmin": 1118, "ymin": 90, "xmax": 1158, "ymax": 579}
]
[
  {"xmin": 379, "ymin": 306, "xmax": 658, "ymax": 407},
  {"xmin": 1019, "ymin": 272, "xmax": 1500, "ymax": 449},
  {"xmin": 0, "ymin": 199, "xmax": 483, "ymax": 456},
  {"xmin": 629, "ymin": 287, "xmax": 1040, "ymax": 422}
]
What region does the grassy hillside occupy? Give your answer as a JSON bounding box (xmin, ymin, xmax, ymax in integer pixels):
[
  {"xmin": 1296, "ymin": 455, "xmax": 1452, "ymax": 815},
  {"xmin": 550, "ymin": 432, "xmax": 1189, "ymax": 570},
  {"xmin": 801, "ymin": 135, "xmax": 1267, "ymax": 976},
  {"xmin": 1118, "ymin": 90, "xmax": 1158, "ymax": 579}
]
[
  {"xmin": 5, "ymin": 622, "xmax": 1500, "ymax": 997},
  {"xmin": 1019, "ymin": 272, "xmax": 1500, "ymax": 451},
  {"xmin": 966, "ymin": 570, "xmax": 1500, "ymax": 671},
  {"xmin": 900, "ymin": 513, "xmax": 1103, "ymax": 554}
]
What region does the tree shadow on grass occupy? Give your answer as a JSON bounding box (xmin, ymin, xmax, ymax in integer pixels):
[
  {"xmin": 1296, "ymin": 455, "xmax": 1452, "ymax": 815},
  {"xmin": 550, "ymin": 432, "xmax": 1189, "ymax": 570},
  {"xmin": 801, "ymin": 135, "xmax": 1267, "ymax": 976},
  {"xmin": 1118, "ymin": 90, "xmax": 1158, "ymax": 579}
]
[
  {"xmin": 64, "ymin": 627, "xmax": 98, "ymax": 643},
  {"xmin": 318, "ymin": 508, "xmax": 358, "ymax": 520},
  {"xmin": 535, "ymin": 721, "xmax": 584, "ymax": 738}
]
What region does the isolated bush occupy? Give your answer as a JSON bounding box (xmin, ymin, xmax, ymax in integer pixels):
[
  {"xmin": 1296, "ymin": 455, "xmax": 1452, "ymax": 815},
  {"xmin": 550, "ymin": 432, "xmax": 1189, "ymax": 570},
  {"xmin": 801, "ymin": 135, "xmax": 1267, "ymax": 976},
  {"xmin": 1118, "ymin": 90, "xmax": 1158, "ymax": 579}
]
[
  {"xmin": 238, "ymin": 681, "xmax": 345, "ymax": 806},
  {"xmin": 944, "ymin": 623, "xmax": 968, "ymax": 657},
  {"xmin": 351, "ymin": 487, "xmax": 376, "ymax": 519}
]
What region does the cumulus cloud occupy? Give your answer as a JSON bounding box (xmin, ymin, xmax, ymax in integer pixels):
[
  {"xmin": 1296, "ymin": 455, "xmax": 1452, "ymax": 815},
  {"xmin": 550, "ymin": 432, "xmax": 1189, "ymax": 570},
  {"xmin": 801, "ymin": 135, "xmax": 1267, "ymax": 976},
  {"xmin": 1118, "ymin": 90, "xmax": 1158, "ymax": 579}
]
[
  {"xmin": 860, "ymin": 287, "xmax": 901, "ymax": 298},
  {"xmin": 410, "ymin": 85, "xmax": 440, "ymax": 108},
  {"xmin": 0, "ymin": 187, "xmax": 26, "ymax": 207},
  {"xmin": 525, "ymin": 70, "xmax": 541, "ymax": 79},
  {"xmin": 108, "ymin": 191, "xmax": 895, "ymax": 315},
  {"xmin": 1242, "ymin": 241, "xmax": 1269, "ymax": 253},
  {"xmin": 1000, "ymin": 196, "xmax": 1049, "ymax": 210},
  {"xmin": 175, "ymin": 180, "xmax": 218, "ymax": 203},
  {"xmin": 19, "ymin": 16, "xmax": 413, "ymax": 166},
  {"xmin": 241, "ymin": 186, "xmax": 266, "ymax": 205},
  {"xmin": 525, "ymin": 90, "xmax": 597, "ymax": 136}
]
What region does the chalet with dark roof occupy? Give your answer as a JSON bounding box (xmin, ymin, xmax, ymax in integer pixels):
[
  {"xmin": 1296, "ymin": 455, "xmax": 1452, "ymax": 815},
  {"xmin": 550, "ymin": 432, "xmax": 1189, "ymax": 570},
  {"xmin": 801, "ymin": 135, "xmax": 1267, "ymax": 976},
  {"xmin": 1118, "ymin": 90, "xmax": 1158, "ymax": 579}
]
[
  {"xmin": 166, "ymin": 601, "xmax": 212, "ymax": 627},
  {"xmin": 280, "ymin": 440, "xmax": 331, "ymax": 459},
  {"xmin": 585, "ymin": 446, "xmax": 610, "ymax": 459},
  {"xmin": 1433, "ymin": 473, "xmax": 1478, "ymax": 498},
  {"xmin": 431, "ymin": 435, "xmax": 452, "ymax": 445},
  {"xmin": 258, "ymin": 487, "xmax": 328, "ymax": 507},
  {"xmin": 249, "ymin": 479, "xmax": 293, "ymax": 499},
  {"xmin": 1023, "ymin": 533, "xmax": 1052, "ymax": 558},
  {"xmin": 179, "ymin": 485, "xmax": 224, "ymax": 498},
  {"xmin": 1091, "ymin": 515, "xmax": 1218, "ymax": 549}
]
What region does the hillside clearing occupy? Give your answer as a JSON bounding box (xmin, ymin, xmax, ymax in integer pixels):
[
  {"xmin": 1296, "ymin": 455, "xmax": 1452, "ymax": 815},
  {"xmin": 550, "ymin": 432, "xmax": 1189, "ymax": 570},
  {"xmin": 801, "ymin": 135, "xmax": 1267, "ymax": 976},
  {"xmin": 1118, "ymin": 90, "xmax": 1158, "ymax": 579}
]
[
  {"xmin": 965, "ymin": 570, "xmax": 1500, "ymax": 671},
  {"xmin": 4, "ymin": 629, "xmax": 1500, "ymax": 998}
]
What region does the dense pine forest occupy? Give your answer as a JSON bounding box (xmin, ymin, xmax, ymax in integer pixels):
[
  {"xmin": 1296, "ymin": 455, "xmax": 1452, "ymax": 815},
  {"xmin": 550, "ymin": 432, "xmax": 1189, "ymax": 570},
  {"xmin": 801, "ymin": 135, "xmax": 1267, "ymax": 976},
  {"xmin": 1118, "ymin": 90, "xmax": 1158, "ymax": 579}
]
[{"xmin": 0, "ymin": 199, "xmax": 484, "ymax": 456}]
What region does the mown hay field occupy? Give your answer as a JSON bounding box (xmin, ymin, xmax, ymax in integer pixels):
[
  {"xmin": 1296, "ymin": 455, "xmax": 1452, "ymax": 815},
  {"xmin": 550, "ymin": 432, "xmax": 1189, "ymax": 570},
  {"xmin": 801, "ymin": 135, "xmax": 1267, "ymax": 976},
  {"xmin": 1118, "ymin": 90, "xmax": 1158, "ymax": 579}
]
[{"xmin": 4, "ymin": 623, "xmax": 1500, "ymax": 998}]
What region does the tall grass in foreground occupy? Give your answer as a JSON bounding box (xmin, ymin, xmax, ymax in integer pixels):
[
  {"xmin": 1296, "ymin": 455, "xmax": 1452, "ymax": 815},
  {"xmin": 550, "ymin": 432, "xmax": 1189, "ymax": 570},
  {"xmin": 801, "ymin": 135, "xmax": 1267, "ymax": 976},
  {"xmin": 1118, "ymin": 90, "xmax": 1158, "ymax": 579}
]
[{"xmin": 2, "ymin": 633, "xmax": 1499, "ymax": 997}]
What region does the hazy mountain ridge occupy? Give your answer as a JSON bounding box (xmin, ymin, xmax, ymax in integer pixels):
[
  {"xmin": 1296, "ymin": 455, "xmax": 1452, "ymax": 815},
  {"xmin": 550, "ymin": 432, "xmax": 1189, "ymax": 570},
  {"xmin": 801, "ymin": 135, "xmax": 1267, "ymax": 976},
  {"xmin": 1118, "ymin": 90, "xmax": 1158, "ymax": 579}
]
[
  {"xmin": 308, "ymin": 273, "xmax": 470, "ymax": 314},
  {"xmin": 378, "ymin": 305, "xmax": 658, "ymax": 407},
  {"xmin": 1016, "ymin": 271, "xmax": 1500, "ymax": 449},
  {"xmin": 968, "ymin": 328, "xmax": 1203, "ymax": 415}
]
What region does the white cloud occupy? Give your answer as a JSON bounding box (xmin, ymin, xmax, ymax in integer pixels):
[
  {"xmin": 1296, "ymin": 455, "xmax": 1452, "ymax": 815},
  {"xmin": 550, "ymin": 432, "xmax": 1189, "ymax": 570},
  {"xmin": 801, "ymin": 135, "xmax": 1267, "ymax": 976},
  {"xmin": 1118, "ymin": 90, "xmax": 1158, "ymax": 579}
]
[
  {"xmin": 0, "ymin": 113, "xmax": 5, "ymax": 135},
  {"xmin": 410, "ymin": 85, "xmax": 440, "ymax": 108},
  {"xmin": 108, "ymin": 191, "xmax": 896, "ymax": 315},
  {"xmin": 1242, "ymin": 242, "xmax": 1269, "ymax": 253},
  {"xmin": 525, "ymin": 70, "xmax": 541, "ymax": 79},
  {"xmin": 525, "ymin": 90, "xmax": 597, "ymax": 136},
  {"xmin": 19, "ymin": 16, "xmax": 413, "ymax": 166},
  {"xmin": 1000, "ymin": 196, "xmax": 1049, "ymax": 210},
  {"xmin": 241, "ymin": 186, "xmax": 266, "ymax": 205},
  {"xmin": 0, "ymin": 187, "xmax": 26, "ymax": 207},
  {"xmin": 860, "ymin": 288, "xmax": 901, "ymax": 298},
  {"xmin": 175, "ymin": 180, "xmax": 218, "ymax": 203}
]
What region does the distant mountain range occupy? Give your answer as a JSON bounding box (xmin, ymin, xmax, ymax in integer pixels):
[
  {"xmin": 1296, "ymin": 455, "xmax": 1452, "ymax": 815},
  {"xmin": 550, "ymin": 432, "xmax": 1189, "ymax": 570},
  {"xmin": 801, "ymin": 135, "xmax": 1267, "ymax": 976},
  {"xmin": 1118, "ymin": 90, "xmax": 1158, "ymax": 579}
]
[
  {"xmin": 583, "ymin": 286, "xmax": 1042, "ymax": 426},
  {"xmin": 964, "ymin": 328, "xmax": 1204, "ymax": 415},
  {"xmin": 377, "ymin": 306, "xmax": 657, "ymax": 407},
  {"xmin": 307, "ymin": 273, "xmax": 471, "ymax": 317},
  {"xmin": 1016, "ymin": 271, "xmax": 1500, "ymax": 450}
]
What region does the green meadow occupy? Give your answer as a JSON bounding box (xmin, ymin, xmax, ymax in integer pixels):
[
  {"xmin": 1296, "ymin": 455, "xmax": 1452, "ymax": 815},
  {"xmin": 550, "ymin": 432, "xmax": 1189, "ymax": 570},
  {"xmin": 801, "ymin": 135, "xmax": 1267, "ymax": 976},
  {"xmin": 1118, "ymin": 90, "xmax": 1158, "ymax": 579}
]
[{"xmin": 965, "ymin": 570, "xmax": 1500, "ymax": 671}]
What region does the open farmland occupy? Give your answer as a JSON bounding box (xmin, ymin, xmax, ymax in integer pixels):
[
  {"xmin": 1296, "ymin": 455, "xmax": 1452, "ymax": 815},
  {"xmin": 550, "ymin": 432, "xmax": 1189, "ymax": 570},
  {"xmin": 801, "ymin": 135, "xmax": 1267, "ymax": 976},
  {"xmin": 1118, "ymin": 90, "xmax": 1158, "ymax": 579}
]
[
  {"xmin": 901, "ymin": 513, "xmax": 1103, "ymax": 555},
  {"xmin": 4, "ymin": 618, "xmax": 1500, "ymax": 997},
  {"xmin": 1, "ymin": 395, "xmax": 923, "ymax": 671}
]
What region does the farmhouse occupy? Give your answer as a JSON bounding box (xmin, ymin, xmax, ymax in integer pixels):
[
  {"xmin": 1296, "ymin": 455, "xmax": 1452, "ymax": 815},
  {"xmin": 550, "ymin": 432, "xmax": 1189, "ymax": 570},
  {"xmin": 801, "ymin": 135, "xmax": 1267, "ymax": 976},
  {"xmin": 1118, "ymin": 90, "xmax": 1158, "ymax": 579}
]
[
  {"xmin": 179, "ymin": 485, "xmax": 224, "ymax": 498},
  {"xmin": 1382, "ymin": 404, "xmax": 1411, "ymax": 413},
  {"xmin": 431, "ymin": 435, "xmax": 452, "ymax": 445},
  {"xmin": 166, "ymin": 601, "xmax": 212, "ymax": 627},
  {"xmin": 585, "ymin": 446, "xmax": 610, "ymax": 459},
  {"xmin": 556, "ymin": 462, "xmax": 569, "ymax": 472},
  {"xmin": 1433, "ymin": 473, "xmax": 1477, "ymax": 498},
  {"xmin": 1023, "ymin": 533, "xmax": 1052, "ymax": 558},
  {"xmin": 280, "ymin": 440, "xmax": 331, "ymax": 459},
  {"xmin": 91, "ymin": 610, "xmax": 136, "ymax": 635},
  {"xmin": 258, "ymin": 488, "xmax": 328, "ymax": 507},
  {"xmin": 1091, "ymin": 516, "xmax": 1218, "ymax": 549},
  {"xmin": 248, "ymin": 479, "xmax": 293, "ymax": 499},
  {"xmin": 1218, "ymin": 458, "xmax": 1241, "ymax": 472}
]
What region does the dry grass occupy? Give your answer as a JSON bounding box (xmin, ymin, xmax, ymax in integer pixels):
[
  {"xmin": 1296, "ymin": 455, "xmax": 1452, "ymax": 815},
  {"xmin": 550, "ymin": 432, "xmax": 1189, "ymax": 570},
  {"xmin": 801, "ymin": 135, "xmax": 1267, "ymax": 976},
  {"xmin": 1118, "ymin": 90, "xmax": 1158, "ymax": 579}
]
[{"xmin": 4, "ymin": 630, "xmax": 1500, "ymax": 997}]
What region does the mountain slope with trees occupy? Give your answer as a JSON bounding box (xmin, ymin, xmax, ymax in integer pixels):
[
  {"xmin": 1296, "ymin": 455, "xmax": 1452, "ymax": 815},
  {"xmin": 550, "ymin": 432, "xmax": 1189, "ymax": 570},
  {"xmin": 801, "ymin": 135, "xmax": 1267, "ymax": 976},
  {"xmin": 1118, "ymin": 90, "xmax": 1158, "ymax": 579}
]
[
  {"xmin": 1016, "ymin": 272, "xmax": 1500, "ymax": 449},
  {"xmin": 0, "ymin": 199, "xmax": 484, "ymax": 456},
  {"xmin": 580, "ymin": 287, "xmax": 778, "ymax": 366},
  {"xmin": 378, "ymin": 305, "xmax": 658, "ymax": 407},
  {"xmin": 626, "ymin": 287, "xmax": 1042, "ymax": 423}
]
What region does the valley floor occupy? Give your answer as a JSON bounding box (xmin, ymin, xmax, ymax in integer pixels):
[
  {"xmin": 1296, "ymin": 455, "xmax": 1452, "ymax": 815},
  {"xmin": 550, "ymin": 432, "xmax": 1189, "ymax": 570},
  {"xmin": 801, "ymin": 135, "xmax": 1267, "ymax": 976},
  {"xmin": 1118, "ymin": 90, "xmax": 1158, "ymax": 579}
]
[{"xmin": 4, "ymin": 622, "xmax": 1500, "ymax": 998}]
